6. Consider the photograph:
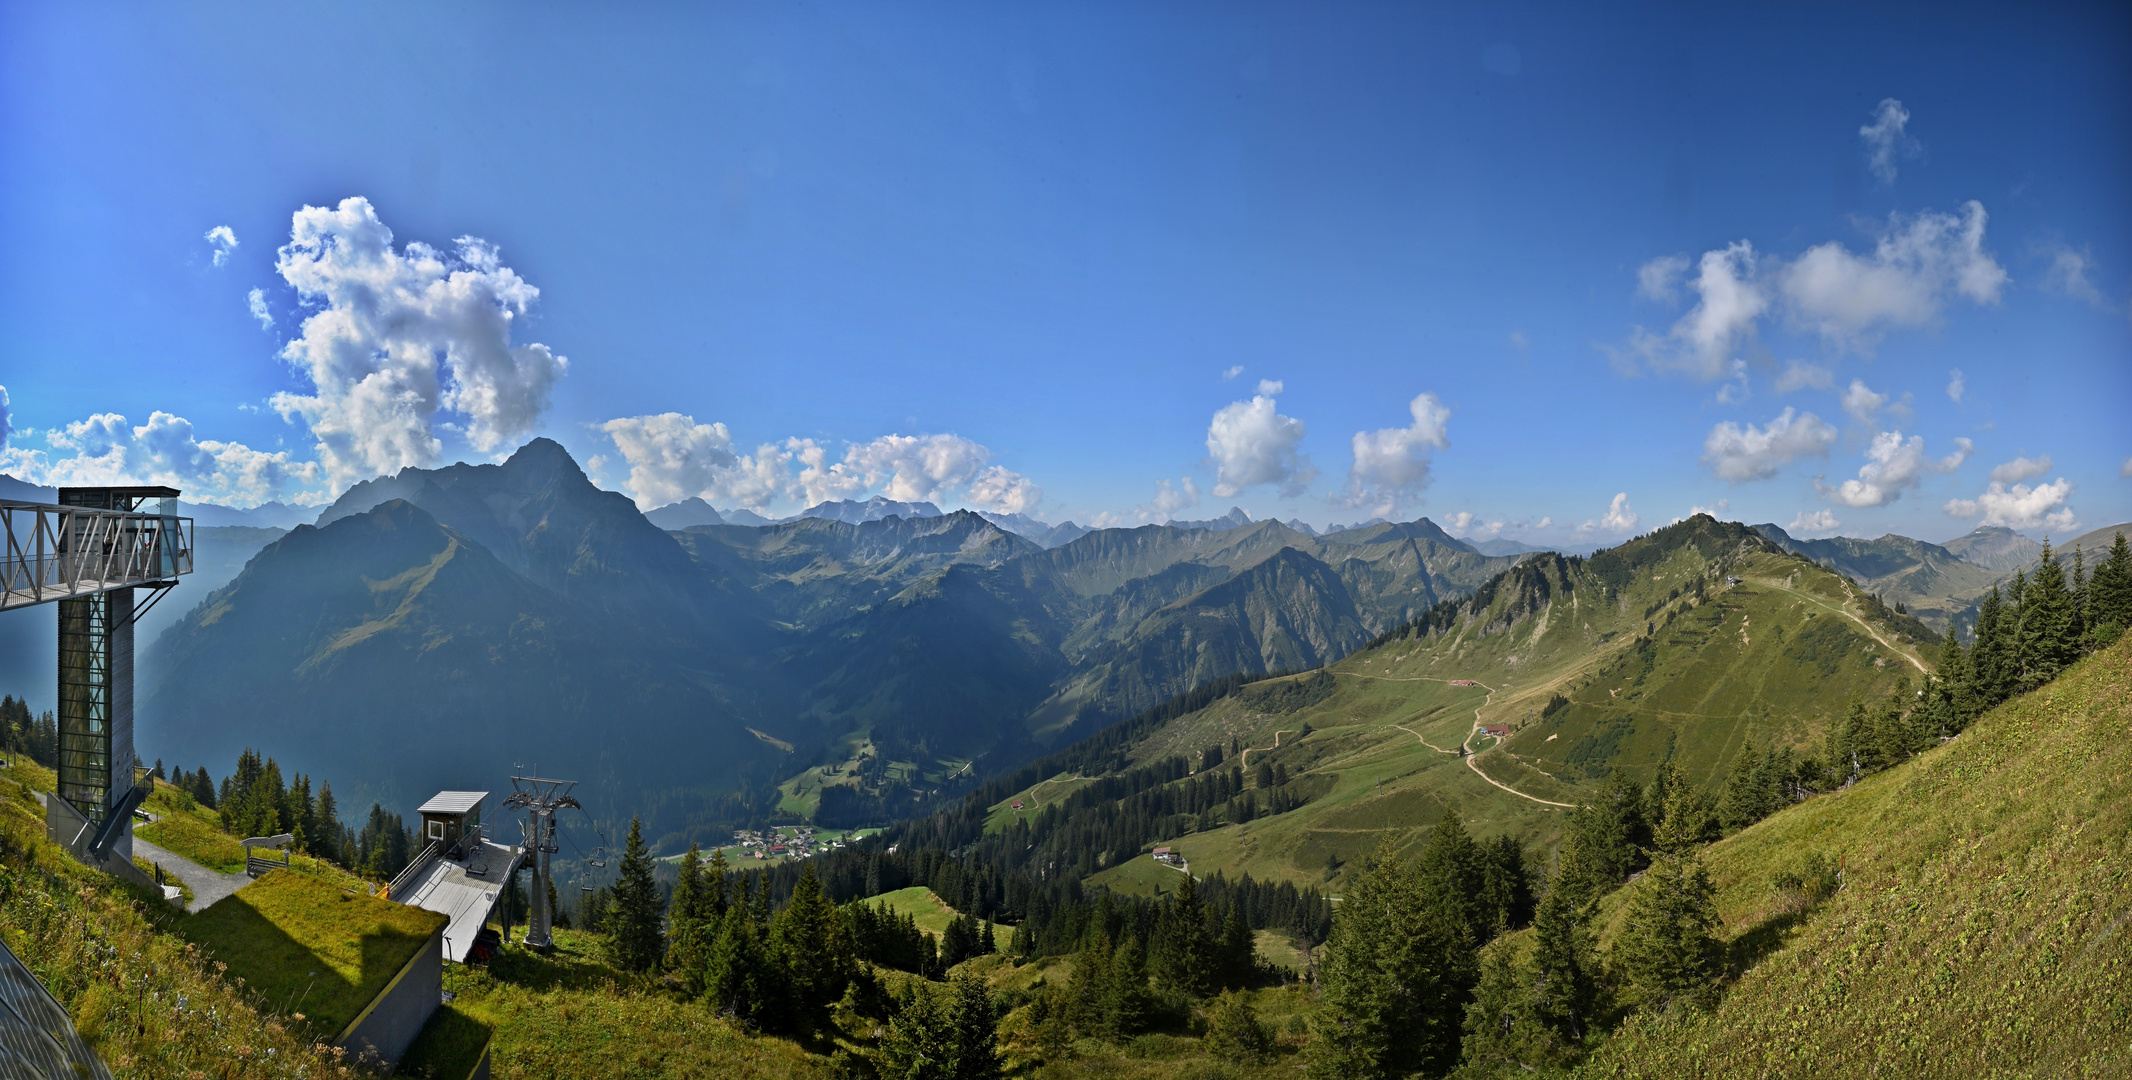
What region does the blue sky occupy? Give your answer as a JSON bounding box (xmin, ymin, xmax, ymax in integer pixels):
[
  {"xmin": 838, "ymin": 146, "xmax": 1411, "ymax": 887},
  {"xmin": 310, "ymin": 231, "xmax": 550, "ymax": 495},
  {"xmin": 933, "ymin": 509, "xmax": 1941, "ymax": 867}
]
[{"xmin": 1, "ymin": 2, "xmax": 2126, "ymax": 545}]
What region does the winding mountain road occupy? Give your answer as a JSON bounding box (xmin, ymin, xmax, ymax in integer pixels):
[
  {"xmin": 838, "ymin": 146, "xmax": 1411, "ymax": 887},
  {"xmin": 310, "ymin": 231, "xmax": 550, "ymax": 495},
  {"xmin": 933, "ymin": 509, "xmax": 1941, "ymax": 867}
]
[
  {"xmin": 1758, "ymin": 575, "xmax": 1928, "ymax": 673},
  {"xmin": 1335, "ymin": 671, "xmax": 1579, "ymax": 809}
]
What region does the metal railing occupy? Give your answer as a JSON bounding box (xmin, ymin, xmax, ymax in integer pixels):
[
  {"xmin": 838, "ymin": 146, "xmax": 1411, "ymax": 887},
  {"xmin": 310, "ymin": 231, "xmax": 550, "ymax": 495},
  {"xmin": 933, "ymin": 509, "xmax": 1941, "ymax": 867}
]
[
  {"xmin": 385, "ymin": 840, "xmax": 444, "ymax": 901},
  {"xmin": 0, "ymin": 500, "xmax": 192, "ymax": 612}
]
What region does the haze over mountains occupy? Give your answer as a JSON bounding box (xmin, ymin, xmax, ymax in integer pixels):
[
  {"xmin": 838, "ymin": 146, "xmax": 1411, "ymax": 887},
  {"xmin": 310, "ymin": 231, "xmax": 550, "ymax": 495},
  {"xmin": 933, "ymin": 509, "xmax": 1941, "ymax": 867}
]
[
  {"xmin": 4, "ymin": 447, "xmax": 2122, "ymax": 849},
  {"xmin": 120, "ymin": 440, "xmax": 1521, "ymax": 840}
]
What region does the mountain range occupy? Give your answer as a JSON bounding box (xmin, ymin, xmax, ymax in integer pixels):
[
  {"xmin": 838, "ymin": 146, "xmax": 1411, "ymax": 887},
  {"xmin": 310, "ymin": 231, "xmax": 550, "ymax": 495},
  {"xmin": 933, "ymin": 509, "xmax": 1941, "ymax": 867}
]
[
  {"xmin": 964, "ymin": 515, "xmax": 1936, "ymax": 900},
  {"xmin": 124, "ymin": 441, "xmax": 1523, "ymax": 843},
  {"xmin": 5, "ymin": 452, "xmax": 2123, "ymax": 848}
]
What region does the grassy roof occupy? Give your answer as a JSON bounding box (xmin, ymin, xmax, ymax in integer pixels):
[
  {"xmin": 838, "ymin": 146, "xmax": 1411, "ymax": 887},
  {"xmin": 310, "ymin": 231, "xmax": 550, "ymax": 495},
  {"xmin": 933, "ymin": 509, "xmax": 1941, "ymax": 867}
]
[{"xmin": 181, "ymin": 868, "xmax": 446, "ymax": 1040}]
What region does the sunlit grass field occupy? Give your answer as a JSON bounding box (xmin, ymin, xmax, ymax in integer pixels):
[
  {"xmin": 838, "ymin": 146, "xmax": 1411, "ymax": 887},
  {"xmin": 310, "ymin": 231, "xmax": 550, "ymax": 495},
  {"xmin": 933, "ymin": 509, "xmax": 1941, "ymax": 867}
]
[
  {"xmin": 179, "ymin": 868, "xmax": 445, "ymax": 1040},
  {"xmin": 1577, "ymin": 634, "xmax": 2132, "ymax": 1077}
]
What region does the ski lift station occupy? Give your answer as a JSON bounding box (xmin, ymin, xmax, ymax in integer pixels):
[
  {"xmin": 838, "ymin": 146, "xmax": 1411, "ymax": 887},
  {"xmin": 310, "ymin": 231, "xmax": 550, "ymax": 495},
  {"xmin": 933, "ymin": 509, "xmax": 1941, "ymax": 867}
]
[{"xmin": 387, "ymin": 791, "xmax": 529, "ymax": 964}]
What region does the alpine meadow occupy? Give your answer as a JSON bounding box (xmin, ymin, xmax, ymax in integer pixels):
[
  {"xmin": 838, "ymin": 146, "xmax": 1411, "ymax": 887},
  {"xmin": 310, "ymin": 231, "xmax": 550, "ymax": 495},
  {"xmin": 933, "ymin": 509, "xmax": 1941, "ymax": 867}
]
[{"xmin": 1, "ymin": 4, "xmax": 2128, "ymax": 1078}]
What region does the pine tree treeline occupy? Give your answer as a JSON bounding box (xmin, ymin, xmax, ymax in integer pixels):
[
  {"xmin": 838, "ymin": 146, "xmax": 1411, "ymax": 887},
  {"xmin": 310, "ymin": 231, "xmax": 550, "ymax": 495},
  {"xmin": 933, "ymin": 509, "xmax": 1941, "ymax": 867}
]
[
  {"xmin": 150, "ymin": 746, "xmax": 414, "ymax": 880},
  {"xmin": 0, "ymin": 697, "xmax": 57, "ymax": 767},
  {"xmin": 1303, "ymin": 812, "xmax": 1536, "ymax": 1078}
]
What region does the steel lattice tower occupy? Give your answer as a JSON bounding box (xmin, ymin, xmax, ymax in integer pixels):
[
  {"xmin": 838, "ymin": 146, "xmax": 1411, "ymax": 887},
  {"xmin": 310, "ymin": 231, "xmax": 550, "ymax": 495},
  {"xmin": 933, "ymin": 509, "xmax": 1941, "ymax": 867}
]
[{"xmin": 502, "ymin": 775, "xmax": 579, "ymax": 951}]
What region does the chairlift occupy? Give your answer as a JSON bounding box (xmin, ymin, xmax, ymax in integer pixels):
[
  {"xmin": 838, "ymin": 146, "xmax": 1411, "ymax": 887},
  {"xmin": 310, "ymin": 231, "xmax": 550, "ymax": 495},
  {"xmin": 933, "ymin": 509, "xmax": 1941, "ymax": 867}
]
[{"xmin": 589, "ymin": 845, "xmax": 608, "ymax": 869}]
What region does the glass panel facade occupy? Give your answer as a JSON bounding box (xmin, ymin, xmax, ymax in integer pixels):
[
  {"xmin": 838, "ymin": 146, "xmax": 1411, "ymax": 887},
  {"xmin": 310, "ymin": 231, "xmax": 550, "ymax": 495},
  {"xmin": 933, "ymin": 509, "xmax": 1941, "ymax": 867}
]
[{"xmin": 57, "ymin": 591, "xmax": 121, "ymax": 824}]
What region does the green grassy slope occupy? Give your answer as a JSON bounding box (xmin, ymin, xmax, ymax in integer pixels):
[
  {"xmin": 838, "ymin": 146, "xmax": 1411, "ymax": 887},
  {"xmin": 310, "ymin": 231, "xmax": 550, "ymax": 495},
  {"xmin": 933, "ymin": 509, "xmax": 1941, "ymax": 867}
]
[
  {"xmin": 402, "ymin": 928, "xmax": 836, "ymax": 1080},
  {"xmin": 0, "ymin": 764, "xmax": 342, "ymax": 1077},
  {"xmin": 1581, "ymin": 634, "xmax": 2132, "ymax": 1077},
  {"xmin": 1062, "ymin": 518, "xmax": 1932, "ymax": 893},
  {"xmin": 182, "ymin": 869, "xmax": 446, "ymax": 1040}
]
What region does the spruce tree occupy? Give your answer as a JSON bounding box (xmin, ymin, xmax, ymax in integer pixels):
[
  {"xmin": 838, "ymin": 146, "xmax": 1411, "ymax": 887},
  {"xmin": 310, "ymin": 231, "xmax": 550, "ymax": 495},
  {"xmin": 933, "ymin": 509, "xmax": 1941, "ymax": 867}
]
[
  {"xmin": 770, "ymin": 864, "xmax": 857, "ymax": 1025},
  {"xmin": 1616, "ymin": 779, "xmax": 1723, "ymax": 1014},
  {"xmin": 1718, "ymin": 742, "xmax": 1762, "ymax": 833},
  {"xmin": 604, "ymin": 815, "xmax": 666, "ymax": 973},
  {"xmin": 1151, "ymin": 871, "xmax": 1214, "ymax": 997},
  {"xmin": 2017, "ymin": 541, "xmax": 2079, "ymax": 690},
  {"xmin": 1417, "ymin": 810, "xmax": 1488, "ymax": 944},
  {"xmin": 1305, "ymin": 843, "xmax": 1473, "ymax": 1080},
  {"xmin": 1100, "ymin": 936, "xmax": 1149, "ymax": 1041},
  {"xmin": 2091, "ymin": 531, "xmax": 2132, "ymax": 636},
  {"xmin": 312, "ymin": 782, "xmax": 338, "ymax": 859},
  {"xmin": 704, "ymin": 846, "xmax": 730, "ymax": 919},
  {"xmin": 1970, "ymin": 586, "xmax": 2011, "ymax": 708},
  {"xmin": 668, "ymin": 842, "xmax": 710, "ymax": 993},
  {"xmin": 1204, "ymin": 990, "xmax": 1275, "ymax": 1064},
  {"xmin": 1066, "ymin": 932, "xmax": 1112, "ymax": 1035},
  {"xmin": 943, "ymin": 969, "xmax": 1004, "ymax": 1080},
  {"xmin": 705, "ymin": 903, "xmax": 776, "ymax": 1024}
]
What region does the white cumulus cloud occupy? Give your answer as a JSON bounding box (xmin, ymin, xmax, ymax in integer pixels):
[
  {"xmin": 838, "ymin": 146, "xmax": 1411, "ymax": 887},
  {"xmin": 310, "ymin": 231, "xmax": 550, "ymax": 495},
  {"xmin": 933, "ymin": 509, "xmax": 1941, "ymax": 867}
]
[
  {"xmin": 1619, "ymin": 242, "xmax": 1767, "ymax": 379},
  {"xmin": 1946, "ymin": 368, "xmax": 1965, "ymax": 403},
  {"xmin": 1222, "ymin": 366, "xmax": 1244, "ymax": 380},
  {"xmin": 1817, "ymin": 431, "xmax": 1971, "ymax": 507},
  {"xmin": 1859, "ymin": 98, "xmax": 1919, "ymax": 184},
  {"xmin": 1700, "ymin": 407, "xmax": 1839, "ymax": 483},
  {"xmin": 598, "ymin": 413, "xmax": 741, "ymax": 508},
  {"xmin": 1149, "ymin": 477, "xmax": 1202, "ymax": 518},
  {"xmin": 599, "ymin": 419, "xmax": 1040, "ymax": 515},
  {"xmin": 965, "ymin": 465, "xmax": 1042, "ymax": 515},
  {"xmin": 1945, "ymin": 477, "xmax": 2076, "ymax": 532},
  {"xmin": 205, "ymin": 225, "xmax": 238, "ymax": 267},
  {"xmin": 268, "ymin": 197, "xmax": 568, "ymax": 492},
  {"xmin": 1780, "ymin": 201, "xmax": 2007, "ymax": 351},
  {"xmin": 1578, "ymin": 492, "xmax": 1638, "ymax": 536},
  {"xmin": 1256, "ymin": 379, "xmax": 1284, "ymax": 396},
  {"xmin": 1988, "ymin": 455, "xmax": 2052, "ymax": 485},
  {"xmin": 1344, "ymin": 392, "xmax": 1450, "ymax": 506},
  {"xmin": 246, "ymin": 288, "xmax": 273, "ymax": 329},
  {"xmin": 2122, "ymin": 456, "xmax": 2132, "ymax": 479},
  {"xmin": 1788, "ymin": 508, "xmax": 1842, "ymax": 536},
  {"xmin": 4, "ymin": 410, "xmax": 318, "ymax": 506},
  {"xmin": 1207, "ymin": 392, "xmax": 1313, "ymax": 499},
  {"xmin": 0, "ymin": 385, "xmax": 12, "ymax": 449},
  {"xmin": 1841, "ymin": 378, "xmax": 1889, "ymax": 425}
]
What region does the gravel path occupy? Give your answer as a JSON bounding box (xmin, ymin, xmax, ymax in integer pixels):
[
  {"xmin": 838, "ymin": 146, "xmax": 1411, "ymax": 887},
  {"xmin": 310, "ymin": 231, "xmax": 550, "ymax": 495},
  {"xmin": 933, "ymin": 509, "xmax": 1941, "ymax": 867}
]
[{"xmin": 134, "ymin": 837, "xmax": 251, "ymax": 913}]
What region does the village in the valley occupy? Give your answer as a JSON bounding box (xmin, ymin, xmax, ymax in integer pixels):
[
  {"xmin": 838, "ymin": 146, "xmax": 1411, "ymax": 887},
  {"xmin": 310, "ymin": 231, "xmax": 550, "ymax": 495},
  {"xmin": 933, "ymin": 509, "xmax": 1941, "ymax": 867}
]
[{"xmin": 674, "ymin": 823, "xmax": 884, "ymax": 866}]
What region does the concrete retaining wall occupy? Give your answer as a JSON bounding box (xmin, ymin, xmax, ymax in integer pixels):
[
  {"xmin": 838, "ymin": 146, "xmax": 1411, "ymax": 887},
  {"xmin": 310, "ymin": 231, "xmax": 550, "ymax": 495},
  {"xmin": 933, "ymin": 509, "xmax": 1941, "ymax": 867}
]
[{"xmin": 336, "ymin": 928, "xmax": 442, "ymax": 1069}]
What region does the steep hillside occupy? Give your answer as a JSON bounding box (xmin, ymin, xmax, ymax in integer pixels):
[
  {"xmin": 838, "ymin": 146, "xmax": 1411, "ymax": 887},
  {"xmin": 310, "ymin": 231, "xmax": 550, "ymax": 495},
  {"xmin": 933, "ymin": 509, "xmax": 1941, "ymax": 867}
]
[
  {"xmin": 1753, "ymin": 523, "xmax": 2004, "ymax": 629},
  {"xmin": 992, "ymin": 517, "xmax": 1931, "ymax": 896},
  {"xmin": 316, "ymin": 438, "xmax": 753, "ymax": 633},
  {"xmin": 1583, "ymin": 633, "xmax": 2132, "ymax": 1076},
  {"xmin": 145, "ymin": 499, "xmax": 782, "ymax": 816},
  {"xmin": 1941, "ymin": 524, "xmax": 2044, "ymax": 571},
  {"xmin": 134, "ymin": 439, "xmax": 1523, "ymax": 844},
  {"xmin": 671, "ymin": 510, "xmax": 1039, "ymax": 631}
]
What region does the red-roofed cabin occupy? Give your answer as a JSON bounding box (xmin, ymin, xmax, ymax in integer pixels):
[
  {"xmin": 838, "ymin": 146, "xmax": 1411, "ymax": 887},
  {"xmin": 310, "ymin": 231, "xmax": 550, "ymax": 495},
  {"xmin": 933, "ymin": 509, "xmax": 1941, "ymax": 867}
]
[{"xmin": 1481, "ymin": 724, "xmax": 1511, "ymax": 738}]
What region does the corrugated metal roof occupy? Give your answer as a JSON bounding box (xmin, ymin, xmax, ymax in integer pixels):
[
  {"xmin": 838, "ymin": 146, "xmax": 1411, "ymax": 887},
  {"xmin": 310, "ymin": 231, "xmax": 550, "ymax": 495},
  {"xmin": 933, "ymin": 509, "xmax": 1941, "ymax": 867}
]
[
  {"xmin": 0, "ymin": 937, "xmax": 114, "ymax": 1079},
  {"xmin": 417, "ymin": 791, "xmax": 488, "ymax": 815}
]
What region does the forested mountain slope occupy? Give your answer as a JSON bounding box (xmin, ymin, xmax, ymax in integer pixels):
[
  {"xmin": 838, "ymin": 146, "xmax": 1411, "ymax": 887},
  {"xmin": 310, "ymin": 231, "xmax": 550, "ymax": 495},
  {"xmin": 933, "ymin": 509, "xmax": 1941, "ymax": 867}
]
[
  {"xmin": 134, "ymin": 439, "xmax": 1521, "ymax": 842},
  {"xmin": 963, "ymin": 517, "xmax": 1935, "ymax": 898},
  {"xmin": 145, "ymin": 499, "xmax": 783, "ymax": 820}
]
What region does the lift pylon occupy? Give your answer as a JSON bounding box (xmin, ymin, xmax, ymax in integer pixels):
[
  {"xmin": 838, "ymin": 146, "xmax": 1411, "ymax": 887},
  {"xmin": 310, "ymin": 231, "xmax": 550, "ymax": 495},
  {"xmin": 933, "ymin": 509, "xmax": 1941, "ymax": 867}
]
[{"xmin": 502, "ymin": 775, "xmax": 579, "ymax": 951}]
